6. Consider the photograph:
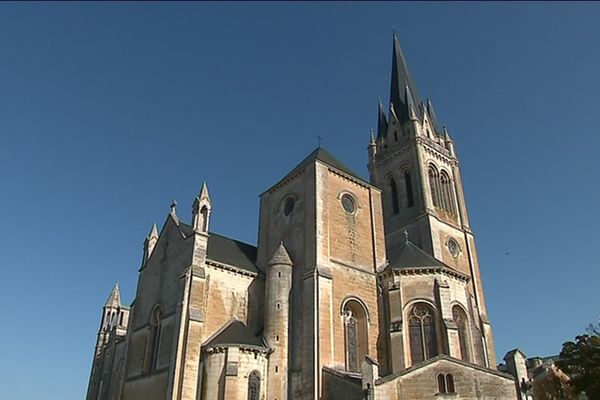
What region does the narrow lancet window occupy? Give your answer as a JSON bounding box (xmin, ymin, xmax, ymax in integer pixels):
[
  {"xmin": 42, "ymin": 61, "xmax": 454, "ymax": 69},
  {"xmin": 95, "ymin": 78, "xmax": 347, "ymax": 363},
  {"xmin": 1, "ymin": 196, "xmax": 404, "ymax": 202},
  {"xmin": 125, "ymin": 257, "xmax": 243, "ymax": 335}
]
[
  {"xmin": 343, "ymin": 299, "xmax": 369, "ymax": 372},
  {"xmin": 404, "ymin": 170, "xmax": 414, "ymax": 208},
  {"xmin": 452, "ymin": 306, "xmax": 469, "ymax": 361},
  {"xmin": 248, "ymin": 371, "xmax": 261, "ymax": 400},
  {"xmin": 389, "ymin": 178, "xmax": 399, "ymax": 214},
  {"xmin": 149, "ymin": 307, "xmax": 162, "ymax": 372}
]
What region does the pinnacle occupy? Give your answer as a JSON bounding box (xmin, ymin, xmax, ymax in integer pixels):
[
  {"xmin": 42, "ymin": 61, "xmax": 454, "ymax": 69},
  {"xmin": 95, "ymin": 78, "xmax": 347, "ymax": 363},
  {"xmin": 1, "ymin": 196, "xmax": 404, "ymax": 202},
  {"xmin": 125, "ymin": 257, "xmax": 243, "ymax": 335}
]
[
  {"xmin": 268, "ymin": 242, "xmax": 293, "ymax": 266},
  {"xmin": 199, "ymin": 182, "xmax": 210, "ymax": 201},
  {"xmin": 105, "ymin": 282, "xmax": 121, "ymax": 307},
  {"xmin": 148, "ymin": 223, "xmax": 159, "ymax": 239}
]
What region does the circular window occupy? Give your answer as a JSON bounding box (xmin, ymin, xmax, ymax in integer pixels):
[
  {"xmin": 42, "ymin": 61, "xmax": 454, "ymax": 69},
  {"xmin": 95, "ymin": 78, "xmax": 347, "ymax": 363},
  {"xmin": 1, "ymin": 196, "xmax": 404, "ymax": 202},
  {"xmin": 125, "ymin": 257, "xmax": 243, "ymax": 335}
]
[
  {"xmin": 447, "ymin": 238, "xmax": 460, "ymax": 257},
  {"xmin": 283, "ymin": 197, "xmax": 295, "ymax": 216},
  {"xmin": 341, "ymin": 193, "xmax": 356, "ymax": 214}
]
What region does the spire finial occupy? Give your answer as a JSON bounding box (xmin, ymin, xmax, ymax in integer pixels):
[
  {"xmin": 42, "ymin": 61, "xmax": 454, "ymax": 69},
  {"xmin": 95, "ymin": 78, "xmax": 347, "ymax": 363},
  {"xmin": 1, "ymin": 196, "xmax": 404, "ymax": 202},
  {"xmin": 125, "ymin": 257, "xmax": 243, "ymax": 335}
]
[
  {"xmin": 369, "ymin": 128, "xmax": 375, "ymax": 144},
  {"xmin": 316, "ymin": 135, "xmax": 322, "ymax": 148},
  {"xmin": 404, "ymin": 230, "xmax": 409, "ymax": 243},
  {"xmin": 170, "ymin": 199, "xmax": 177, "ymax": 214},
  {"xmin": 148, "ymin": 222, "xmax": 159, "ymax": 239},
  {"xmin": 199, "ymin": 182, "xmax": 210, "ymax": 201}
]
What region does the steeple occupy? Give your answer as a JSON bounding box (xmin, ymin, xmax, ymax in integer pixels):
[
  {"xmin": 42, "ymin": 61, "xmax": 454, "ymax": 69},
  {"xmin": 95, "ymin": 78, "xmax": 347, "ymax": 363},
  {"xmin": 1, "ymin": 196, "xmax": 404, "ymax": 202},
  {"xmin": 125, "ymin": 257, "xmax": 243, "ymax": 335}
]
[
  {"xmin": 192, "ymin": 182, "xmax": 211, "ymax": 234},
  {"xmin": 389, "ymin": 33, "xmax": 422, "ymax": 124},
  {"xmin": 105, "ymin": 282, "xmax": 121, "ymax": 307},
  {"xmin": 377, "ymin": 100, "xmax": 388, "ymax": 139}
]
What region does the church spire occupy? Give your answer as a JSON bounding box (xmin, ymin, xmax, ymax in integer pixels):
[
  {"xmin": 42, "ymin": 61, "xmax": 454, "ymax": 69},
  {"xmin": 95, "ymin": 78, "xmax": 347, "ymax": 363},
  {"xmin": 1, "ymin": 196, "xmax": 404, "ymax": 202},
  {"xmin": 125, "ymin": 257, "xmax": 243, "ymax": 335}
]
[
  {"xmin": 389, "ymin": 34, "xmax": 422, "ymax": 124},
  {"xmin": 105, "ymin": 282, "xmax": 121, "ymax": 307},
  {"xmin": 193, "ymin": 182, "xmax": 211, "ymax": 234},
  {"xmin": 377, "ymin": 99, "xmax": 388, "ymax": 139}
]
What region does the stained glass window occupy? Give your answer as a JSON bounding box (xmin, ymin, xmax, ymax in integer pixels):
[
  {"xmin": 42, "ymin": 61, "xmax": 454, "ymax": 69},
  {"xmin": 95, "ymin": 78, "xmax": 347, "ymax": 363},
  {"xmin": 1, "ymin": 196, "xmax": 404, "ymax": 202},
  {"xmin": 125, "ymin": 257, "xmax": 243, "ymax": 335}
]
[
  {"xmin": 408, "ymin": 304, "xmax": 437, "ymax": 364},
  {"xmin": 248, "ymin": 371, "xmax": 260, "ymax": 400}
]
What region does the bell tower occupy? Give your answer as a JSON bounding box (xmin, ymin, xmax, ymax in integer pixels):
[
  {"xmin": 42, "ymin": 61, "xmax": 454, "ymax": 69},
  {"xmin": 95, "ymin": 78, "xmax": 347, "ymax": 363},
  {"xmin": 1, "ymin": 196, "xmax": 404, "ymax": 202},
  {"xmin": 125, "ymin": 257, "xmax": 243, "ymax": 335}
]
[{"xmin": 368, "ymin": 34, "xmax": 497, "ymax": 367}]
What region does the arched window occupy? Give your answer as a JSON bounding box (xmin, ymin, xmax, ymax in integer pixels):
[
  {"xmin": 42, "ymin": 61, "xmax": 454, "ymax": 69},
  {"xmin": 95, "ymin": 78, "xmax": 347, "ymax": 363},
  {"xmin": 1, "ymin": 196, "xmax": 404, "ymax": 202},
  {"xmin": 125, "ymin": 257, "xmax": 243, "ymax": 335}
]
[
  {"xmin": 446, "ymin": 374, "xmax": 455, "ymax": 393},
  {"xmin": 408, "ymin": 303, "xmax": 438, "ymax": 364},
  {"xmin": 437, "ymin": 373, "xmax": 446, "ymax": 393},
  {"xmin": 149, "ymin": 307, "xmax": 162, "ymax": 372},
  {"xmin": 440, "ymin": 171, "xmax": 456, "ymax": 215},
  {"xmin": 404, "ymin": 170, "xmax": 414, "ymax": 208},
  {"xmin": 452, "ymin": 306, "xmax": 469, "ymax": 361},
  {"xmin": 200, "ymin": 206, "xmax": 208, "ymax": 232},
  {"xmin": 343, "ymin": 299, "xmax": 369, "ymax": 372},
  {"xmin": 248, "ymin": 370, "xmax": 261, "ymax": 400},
  {"xmin": 437, "ymin": 373, "xmax": 455, "ymax": 394},
  {"xmin": 428, "ymin": 166, "xmax": 441, "ymax": 208},
  {"xmin": 389, "ymin": 177, "xmax": 399, "ymax": 214}
]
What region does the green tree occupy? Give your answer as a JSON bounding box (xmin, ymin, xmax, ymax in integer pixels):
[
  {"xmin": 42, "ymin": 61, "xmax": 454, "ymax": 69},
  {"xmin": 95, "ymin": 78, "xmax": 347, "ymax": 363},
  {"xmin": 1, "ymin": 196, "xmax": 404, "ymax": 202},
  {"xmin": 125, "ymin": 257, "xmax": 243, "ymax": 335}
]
[{"xmin": 556, "ymin": 330, "xmax": 600, "ymax": 398}]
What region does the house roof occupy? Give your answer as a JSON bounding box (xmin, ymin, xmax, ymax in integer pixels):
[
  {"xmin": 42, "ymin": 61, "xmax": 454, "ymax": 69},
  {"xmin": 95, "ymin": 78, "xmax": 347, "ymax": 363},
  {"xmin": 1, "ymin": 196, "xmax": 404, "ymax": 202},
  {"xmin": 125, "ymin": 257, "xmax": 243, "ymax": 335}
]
[
  {"xmin": 203, "ymin": 320, "xmax": 265, "ymax": 349},
  {"xmin": 177, "ymin": 222, "xmax": 258, "ymax": 274},
  {"xmin": 388, "ymin": 239, "xmax": 448, "ymax": 270}
]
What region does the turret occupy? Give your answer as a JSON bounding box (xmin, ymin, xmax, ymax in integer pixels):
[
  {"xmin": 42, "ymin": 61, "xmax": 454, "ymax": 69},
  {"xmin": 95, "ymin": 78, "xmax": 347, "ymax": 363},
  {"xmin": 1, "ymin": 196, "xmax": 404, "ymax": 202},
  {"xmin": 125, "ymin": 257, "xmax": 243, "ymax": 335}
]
[
  {"xmin": 192, "ymin": 182, "xmax": 211, "ymax": 234},
  {"xmin": 95, "ymin": 283, "xmax": 129, "ymax": 354},
  {"xmin": 191, "ymin": 182, "xmax": 211, "ymax": 266},
  {"xmin": 264, "ymin": 242, "xmax": 293, "ymax": 400}
]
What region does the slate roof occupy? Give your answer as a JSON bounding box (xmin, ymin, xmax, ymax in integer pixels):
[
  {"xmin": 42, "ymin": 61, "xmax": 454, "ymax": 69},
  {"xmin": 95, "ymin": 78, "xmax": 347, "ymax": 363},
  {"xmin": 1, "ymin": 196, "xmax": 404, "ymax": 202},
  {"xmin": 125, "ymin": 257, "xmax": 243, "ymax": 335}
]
[
  {"xmin": 274, "ymin": 146, "xmax": 368, "ymax": 188},
  {"xmin": 389, "ymin": 33, "xmax": 422, "ymax": 124},
  {"xmin": 388, "ymin": 240, "xmax": 448, "ymax": 270},
  {"xmin": 204, "ymin": 320, "xmax": 265, "ymax": 349},
  {"xmin": 178, "ymin": 222, "xmax": 258, "ymax": 274}
]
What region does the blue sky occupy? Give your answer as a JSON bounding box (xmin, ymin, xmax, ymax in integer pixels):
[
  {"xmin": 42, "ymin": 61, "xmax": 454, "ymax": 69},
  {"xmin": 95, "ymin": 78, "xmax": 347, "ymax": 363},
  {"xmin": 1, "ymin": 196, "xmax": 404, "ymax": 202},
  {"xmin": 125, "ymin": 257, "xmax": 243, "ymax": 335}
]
[{"xmin": 1, "ymin": 3, "xmax": 599, "ymax": 399}]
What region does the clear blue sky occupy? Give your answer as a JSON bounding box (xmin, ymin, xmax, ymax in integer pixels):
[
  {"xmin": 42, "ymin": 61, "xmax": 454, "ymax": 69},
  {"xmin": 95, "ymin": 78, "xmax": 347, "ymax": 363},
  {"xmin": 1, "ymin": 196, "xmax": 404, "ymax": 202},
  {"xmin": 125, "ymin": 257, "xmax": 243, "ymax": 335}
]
[{"xmin": 1, "ymin": 3, "xmax": 599, "ymax": 399}]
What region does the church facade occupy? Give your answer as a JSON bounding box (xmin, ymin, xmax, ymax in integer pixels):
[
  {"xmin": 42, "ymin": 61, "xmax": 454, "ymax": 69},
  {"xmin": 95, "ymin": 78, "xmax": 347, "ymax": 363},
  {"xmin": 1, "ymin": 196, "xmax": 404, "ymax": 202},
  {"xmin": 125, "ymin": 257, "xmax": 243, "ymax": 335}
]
[{"xmin": 86, "ymin": 36, "xmax": 519, "ymax": 400}]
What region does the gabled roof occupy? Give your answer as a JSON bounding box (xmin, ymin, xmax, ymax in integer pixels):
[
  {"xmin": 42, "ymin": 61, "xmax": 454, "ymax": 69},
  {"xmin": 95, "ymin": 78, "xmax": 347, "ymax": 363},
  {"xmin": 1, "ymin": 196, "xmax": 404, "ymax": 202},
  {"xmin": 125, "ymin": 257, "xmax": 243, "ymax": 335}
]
[
  {"xmin": 389, "ymin": 240, "xmax": 448, "ymax": 270},
  {"xmin": 206, "ymin": 232, "xmax": 258, "ymax": 273},
  {"xmin": 376, "ymin": 354, "xmax": 515, "ymax": 385},
  {"xmin": 173, "ymin": 222, "xmax": 258, "ymax": 273},
  {"xmin": 176, "ymin": 222, "xmax": 258, "ymax": 274},
  {"xmin": 504, "ymin": 348, "xmax": 527, "ymax": 361},
  {"xmin": 272, "ymin": 147, "xmax": 368, "ymax": 190},
  {"xmin": 203, "ymin": 320, "xmax": 265, "ymax": 349}
]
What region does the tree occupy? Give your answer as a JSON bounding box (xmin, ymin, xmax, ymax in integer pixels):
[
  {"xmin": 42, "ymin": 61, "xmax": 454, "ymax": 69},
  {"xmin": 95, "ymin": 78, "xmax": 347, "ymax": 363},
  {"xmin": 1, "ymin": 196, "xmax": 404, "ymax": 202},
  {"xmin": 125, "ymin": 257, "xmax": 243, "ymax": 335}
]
[{"xmin": 555, "ymin": 329, "xmax": 600, "ymax": 399}]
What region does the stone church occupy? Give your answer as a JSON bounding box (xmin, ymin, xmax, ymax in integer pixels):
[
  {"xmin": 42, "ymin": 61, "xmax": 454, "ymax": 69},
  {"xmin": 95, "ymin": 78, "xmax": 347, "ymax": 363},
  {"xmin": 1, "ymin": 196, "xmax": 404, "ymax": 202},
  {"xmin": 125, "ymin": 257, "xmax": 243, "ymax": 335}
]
[{"xmin": 87, "ymin": 35, "xmax": 520, "ymax": 400}]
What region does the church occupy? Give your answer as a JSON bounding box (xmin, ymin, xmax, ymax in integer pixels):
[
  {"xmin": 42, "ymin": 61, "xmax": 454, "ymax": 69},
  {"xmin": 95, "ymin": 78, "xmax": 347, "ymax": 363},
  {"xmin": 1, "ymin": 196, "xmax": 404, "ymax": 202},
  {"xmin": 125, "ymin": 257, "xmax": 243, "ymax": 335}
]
[{"xmin": 86, "ymin": 35, "xmax": 520, "ymax": 400}]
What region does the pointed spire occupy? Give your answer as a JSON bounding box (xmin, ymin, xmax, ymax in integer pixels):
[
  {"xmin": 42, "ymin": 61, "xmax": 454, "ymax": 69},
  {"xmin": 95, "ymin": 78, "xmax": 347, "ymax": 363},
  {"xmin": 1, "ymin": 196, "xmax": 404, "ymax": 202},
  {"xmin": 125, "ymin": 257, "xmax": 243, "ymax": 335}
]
[
  {"xmin": 268, "ymin": 242, "xmax": 293, "ymax": 266},
  {"xmin": 427, "ymin": 99, "xmax": 440, "ymax": 133},
  {"xmin": 105, "ymin": 282, "xmax": 121, "ymax": 307},
  {"xmin": 405, "ymin": 84, "xmax": 418, "ymax": 121},
  {"xmin": 199, "ymin": 182, "xmax": 210, "ymax": 202},
  {"xmin": 443, "ymin": 125, "xmax": 451, "ymax": 141},
  {"xmin": 389, "ymin": 102, "xmax": 399, "ymax": 124},
  {"xmin": 144, "ymin": 222, "xmax": 159, "ymax": 263},
  {"xmin": 193, "ymin": 182, "xmax": 212, "ymax": 233},
  {"xmin": 377, "ymin": 99, "xmax": 388, "ymax": 139},
  {"xmin": 148, "ymin": 223, "xmax": 158, "ymax": 240},
  {"xmin": 389, "ymin": 34, "xmax": 422, "ymax": 123}
]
